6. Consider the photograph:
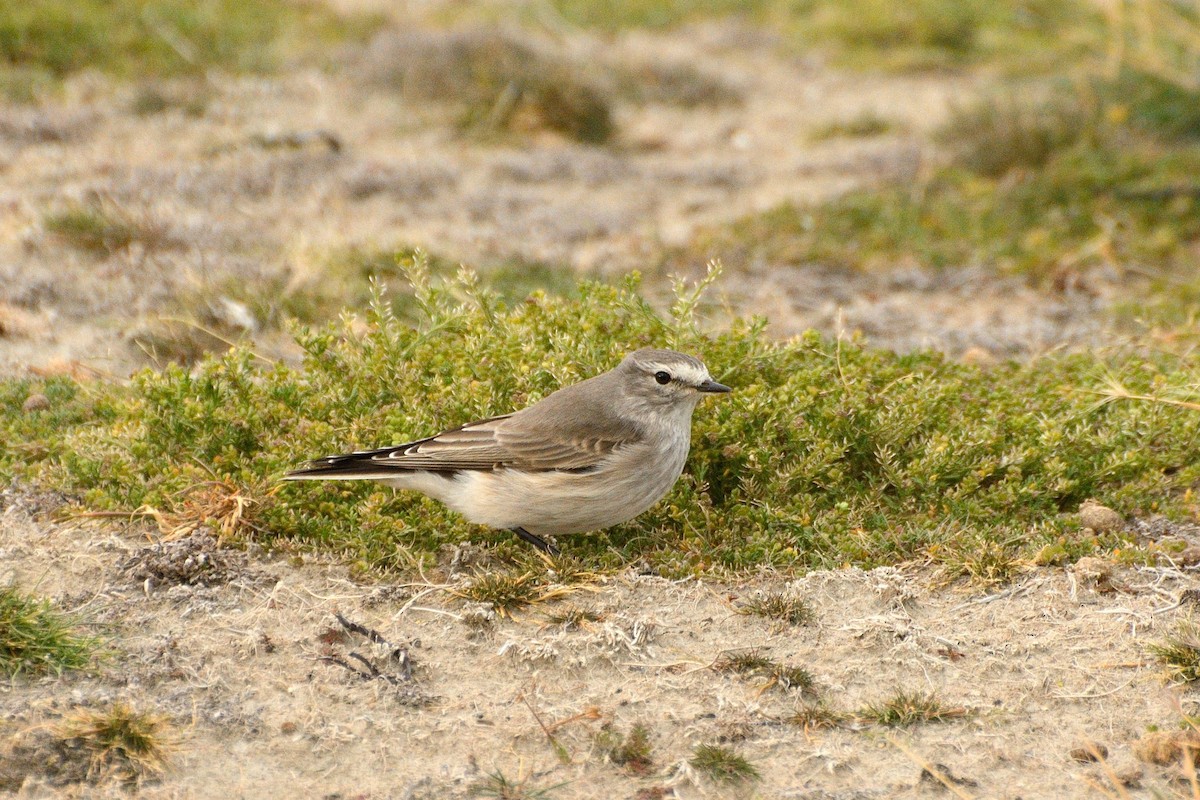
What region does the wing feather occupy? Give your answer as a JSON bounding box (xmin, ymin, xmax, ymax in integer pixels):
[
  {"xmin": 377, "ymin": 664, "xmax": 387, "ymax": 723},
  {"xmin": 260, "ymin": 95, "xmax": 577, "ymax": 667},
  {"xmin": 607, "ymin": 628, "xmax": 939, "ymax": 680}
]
[{"xmin": 286, "ymin": 383, "xmax": 646, "ymax": 480}]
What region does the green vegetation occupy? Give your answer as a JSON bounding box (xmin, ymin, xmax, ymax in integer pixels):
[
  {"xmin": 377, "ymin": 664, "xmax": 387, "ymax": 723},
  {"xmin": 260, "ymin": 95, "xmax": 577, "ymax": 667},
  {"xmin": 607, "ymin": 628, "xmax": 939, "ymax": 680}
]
[
  {"xmin": 714, "ymin": 649, "xmax": 816, "ymax": 693},
  {"xmin": 689, "ymin": 743, "xmax": 760, "ymax": 784},
  {"xmin": 470, "ymin": 771, "xmax": 561, "ymax": 799},
  {"xmin": 0, "ymin": 584, "xmax": 96, "ymax": 677},
  {"xmin": 788, "ymin": 701, "xmax": 845, "ymax": 730},
  {"xmin": 546, "ymin": 0, "xmax": 1097, "ymax": 71},
  {"xmin": 366, "ymin": 28, "xmax": 614, "ymax": 143},
  {"xmin": 688, "ymin": 71, "xmax": 1200, "ymax": 284},
  {"xmin": 288, "ymin": 247, "xmax": 585, "ymax": 327},
  {"xmin": 2, "ymin": 261, "xmax": 1200, "ymax": 576},
  {"xmin": 1151, "ymin": 618, "xmax": 1200, "ymax": 683},
  {"xmin": 0, "ymin": 376, "xmax": 123, "ymax": 489},
  {"xmin": 809, "ymin": 112, "xmax": 898, "ymax": 142},
  {"xmin": 43, "ymin": 200, "xmax": 175, "ymax": 256},
  {"xmin": 594, "ymin": 722, "xmax": 654, "ymax": 774},
  {"xmin": 0, "ymin": 0, "xmax": 380, "ymax": 91}
]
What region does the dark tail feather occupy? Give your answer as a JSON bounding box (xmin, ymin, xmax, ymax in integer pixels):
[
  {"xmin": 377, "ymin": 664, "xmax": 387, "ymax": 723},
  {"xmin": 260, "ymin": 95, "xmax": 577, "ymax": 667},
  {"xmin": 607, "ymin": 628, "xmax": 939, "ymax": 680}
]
[{"xmin": 284, "ymin": 452, "xmax": 402, "ymax": 481}]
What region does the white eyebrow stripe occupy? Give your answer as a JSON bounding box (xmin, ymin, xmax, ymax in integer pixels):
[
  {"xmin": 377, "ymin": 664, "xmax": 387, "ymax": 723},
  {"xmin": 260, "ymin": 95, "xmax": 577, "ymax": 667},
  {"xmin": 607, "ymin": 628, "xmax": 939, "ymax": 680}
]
[{"xmin": 645, "ymin": 361, "xmax": 710, "ymax": 386}]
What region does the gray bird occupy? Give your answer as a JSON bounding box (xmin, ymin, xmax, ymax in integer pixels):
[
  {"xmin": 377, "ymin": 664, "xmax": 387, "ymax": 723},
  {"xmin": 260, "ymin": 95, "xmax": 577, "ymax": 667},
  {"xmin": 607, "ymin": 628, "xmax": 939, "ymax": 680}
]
[{"xmin": 284, "ymin": 348, "xmax": 731, "ymax": 554}]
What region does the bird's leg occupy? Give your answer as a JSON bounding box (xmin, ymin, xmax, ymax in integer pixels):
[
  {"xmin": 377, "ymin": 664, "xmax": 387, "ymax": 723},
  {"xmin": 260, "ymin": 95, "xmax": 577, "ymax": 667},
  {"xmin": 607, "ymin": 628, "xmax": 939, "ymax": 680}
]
[{"xmin": 512, "ymin": 527, "xmax": 560, "ymax": 556}]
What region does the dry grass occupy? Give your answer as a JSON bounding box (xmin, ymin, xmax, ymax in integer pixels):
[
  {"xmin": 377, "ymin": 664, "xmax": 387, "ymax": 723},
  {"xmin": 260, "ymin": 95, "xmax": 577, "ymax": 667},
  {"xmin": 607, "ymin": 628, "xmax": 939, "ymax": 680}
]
[
  {"xmin": 452, "ymin": 570, "xmax": 580, "ymax": 616},
  {"xmin": 737, "ymin": 590, "xmax": 814, "ymax": 626},
  {"xmin": 43, "ymin": 198, "xmax": 175, "ymax": 256},
  {"xmin": 788, "ymin": 701, "xmax": 847, "ymax": 731},
  {"xmin": 860, "ymin": 689, "xmax": 969, "ymax": 727},
  {"xmin": 713, "ymin": 649, "xmax": 816, "ymax": 694},
  {"xmin": 55, "ymin": 702, "xmax": 174, "ymax": 782}
]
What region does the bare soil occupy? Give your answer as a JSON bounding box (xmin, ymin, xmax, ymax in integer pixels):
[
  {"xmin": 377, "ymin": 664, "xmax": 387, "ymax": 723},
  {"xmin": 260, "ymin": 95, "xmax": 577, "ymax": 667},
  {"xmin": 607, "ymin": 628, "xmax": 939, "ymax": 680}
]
[
  {"xmin": 0, "ymin": 13, "xmax": 1127, "ymax": 377},
  {"xmin": 3, "ymin": 487, "xmax": 1199, "ymax": 798}
]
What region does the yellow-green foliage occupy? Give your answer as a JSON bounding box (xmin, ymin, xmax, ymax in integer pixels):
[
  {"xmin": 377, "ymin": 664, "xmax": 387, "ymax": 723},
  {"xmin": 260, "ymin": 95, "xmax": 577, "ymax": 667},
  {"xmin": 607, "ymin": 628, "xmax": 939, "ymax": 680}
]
[
  {"xmin": 0, "ymin": 0, "xmax": 380, "ymax": 84},
  {"xmin": 548, "ymin": 0, "xmax": 1093, "ymax": 71},
  {"xmin": 693, "ymin": 73, "xmax": 1200, "ymax": 281},
  {"xmin": 6, "ymin": 261, "xmax": 1200, "ymax": 576},
  {"xmin": 0, "ymin": 584, "xmax": 96, "ymax": 677}
]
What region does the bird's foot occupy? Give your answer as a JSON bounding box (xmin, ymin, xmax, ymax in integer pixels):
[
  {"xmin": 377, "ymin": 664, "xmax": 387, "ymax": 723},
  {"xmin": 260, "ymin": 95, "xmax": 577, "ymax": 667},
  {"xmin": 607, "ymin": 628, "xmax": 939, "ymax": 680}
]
[{"xmin": 512, "ymin": 527, "xmax": 560, "ymax": 556}]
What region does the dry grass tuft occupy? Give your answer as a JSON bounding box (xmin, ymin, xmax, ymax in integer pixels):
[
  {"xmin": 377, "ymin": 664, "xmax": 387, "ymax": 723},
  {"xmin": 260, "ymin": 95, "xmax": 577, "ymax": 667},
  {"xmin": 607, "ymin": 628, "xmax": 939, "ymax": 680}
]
[
  {"xmin": 788, "ymin": 701, "xmax": 846, "ymax": 731},
  {"xmin": 453, "ymin": 571, "xmax": 551, "ymax": 616},
  {"xmin": 82, "ymin": 480, "xmax": 268, "ymax": 544},
  {"xmin": 0, "ymin": 584, "xmax": 96, "ymax": 677},
  {"xmin": 713, "ymin": 649, "xmax": 816, "ymax": 693},
  {"xmin": 931, "ymin": 533, "xmax": 1025, "ymax": 587},
  {"xmin": 1134, "ymin": 729, "xmax": 1200, "ymax": 766},
  {"xmin": 55, "ymin": 702, "xmax": 174, "ymax": 782},
  {"xmin": 43, "ymin": 198, "xmax": 175, "ymax": 256},
  {"xmin": 861, "ymin": 689, "xmax": 968, "ymax": 727},
  {"xmin": 737, "ymin": 590, "xmax": 814, "ymax": 626}
]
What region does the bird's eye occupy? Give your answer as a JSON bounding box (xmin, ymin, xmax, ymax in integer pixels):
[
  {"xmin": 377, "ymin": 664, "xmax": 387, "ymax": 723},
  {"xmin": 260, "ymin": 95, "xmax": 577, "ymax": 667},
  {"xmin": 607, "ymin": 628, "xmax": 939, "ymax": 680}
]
[{"xmin": 654, "ymin": 371, "xmax": 671, "ymax": 385}]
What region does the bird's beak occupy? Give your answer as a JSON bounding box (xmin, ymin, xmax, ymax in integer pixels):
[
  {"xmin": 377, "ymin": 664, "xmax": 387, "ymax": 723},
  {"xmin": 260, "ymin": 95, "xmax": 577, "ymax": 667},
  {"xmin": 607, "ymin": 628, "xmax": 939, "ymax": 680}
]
[{"xmin": 697, "ymin": 379, "xmax": 732, "ymax": 394}]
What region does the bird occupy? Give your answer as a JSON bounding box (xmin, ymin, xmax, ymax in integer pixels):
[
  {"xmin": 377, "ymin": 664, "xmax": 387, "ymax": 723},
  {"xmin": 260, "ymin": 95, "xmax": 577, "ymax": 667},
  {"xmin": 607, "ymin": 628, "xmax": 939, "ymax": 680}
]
[{"xmin": 284, "ymin": 348, "xmax": 731, "ymax": 554}]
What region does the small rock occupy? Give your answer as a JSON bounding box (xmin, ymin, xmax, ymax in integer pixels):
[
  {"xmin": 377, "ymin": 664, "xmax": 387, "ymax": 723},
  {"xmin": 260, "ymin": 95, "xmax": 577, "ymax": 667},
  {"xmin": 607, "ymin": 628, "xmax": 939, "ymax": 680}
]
[
  {"xmin": 21, "ymin": 393, "xmax": 49, "ymax": 413},
  {"xmin": 1176, "ymin": 545, "xmax": 1200, "ymax": 567},
  {"xmin": 1109, "ymin": 754, "xmax": 1142, "ymax": 788},
  {"xmin": 1080, "ymin": 500, "xmax": 1123, "ymax": 534},
  {"xmin": 1070, "ymin": 741, "xmax": 1108, "ymax": 762},
  {"xmin": 1073, "ymin": 556, "xmax": 1114, "ymax": 592}
]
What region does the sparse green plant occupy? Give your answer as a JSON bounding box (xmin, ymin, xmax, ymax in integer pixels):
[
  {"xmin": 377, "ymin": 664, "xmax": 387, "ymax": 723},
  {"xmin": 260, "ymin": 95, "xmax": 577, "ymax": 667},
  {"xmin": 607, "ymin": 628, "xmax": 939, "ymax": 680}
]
[
  {"xmin": 0, "ymin": 584, "xmax": 96, "ymax": 677},
  {"xmin": 738, "ymin": 590, "xmax": 814, "ymax": 626},
  {"xmin": 56, "ymin": 702, "xmax": 173, "ymax": 781},
  {"xmin": 470, "ymin": 770, "xmax": 561, "ymax": 799},
  {"xmin": 939, "ymin": 87, "xmax": 1090, "ymax": 177},
  {"xmin": 0, "ymin": 0, "xmax": 382, "ymax": 82},
  {"xmin": 932, "ymin": 532, "xmax": 1025, "ymax": 587},
  {"xmin": 861, "ymin": 689, "xmax": 967, "ymax": 727},
  {"xmin": 453, "ymin": 572, "xmax": 544, "ymax": 615},
  {"xmin": 714, "ymin": 649, "xmax": 775, "ymax": 675},
  {"xmin": 594, "ymin": 722, "xmax": 654, "ymax": 775},
  {"xmin": 689, "ymin": 743, "xmax": 760, "ymax": 784},
  {"xmin": 714, "ymin": 649, "xmax": 815, "ymax": 693},
  {"xmin": 365, "ymin": 29, "xmax": 613, "ymax": 143},
  {"xmin": 544, "ymin": 606, "xmax": 602, "ymax": 629},
  {"xmin": 1151, "ymin": 619, "xmax": 1200, "ymax": 683},
  {"xmin": 43, "ymin": 200, "xmax": 172, "ymax": 256},
  {"xmin": 809, "ymin": 112, "xmax": 897, "ymax": 141}
]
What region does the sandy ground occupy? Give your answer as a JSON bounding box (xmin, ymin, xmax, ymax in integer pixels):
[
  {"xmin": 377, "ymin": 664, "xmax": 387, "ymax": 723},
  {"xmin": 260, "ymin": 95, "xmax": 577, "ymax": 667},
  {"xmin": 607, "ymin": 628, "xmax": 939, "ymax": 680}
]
[
  {"xmin": 3, "ymin": 486, "xmax": 1200, "ymax": 799},
  {"xmin": 0, "ymin": 12, "xmax": 1130, "ymax": 377}
]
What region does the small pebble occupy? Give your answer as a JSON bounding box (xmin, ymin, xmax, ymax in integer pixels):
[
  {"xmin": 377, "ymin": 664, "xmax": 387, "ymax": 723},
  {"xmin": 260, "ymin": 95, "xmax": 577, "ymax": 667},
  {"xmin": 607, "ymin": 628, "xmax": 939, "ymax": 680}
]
[
  {"xmin": 1070, "ymin": 741, "xmax": 1108, "ymax": 762},
  {"xmin": 1079, "ymin": 500, "xmax": 1123, "ymax": 534},
  {"xmin": 22, "ymin": 393, "xmax": 50, "ymax": 412}
]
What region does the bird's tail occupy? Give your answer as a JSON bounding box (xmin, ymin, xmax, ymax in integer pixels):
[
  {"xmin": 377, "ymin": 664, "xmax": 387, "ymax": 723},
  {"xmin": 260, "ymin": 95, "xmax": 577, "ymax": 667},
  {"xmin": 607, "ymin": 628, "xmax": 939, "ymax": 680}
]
[{"xmin": 284, "ymin": 452, "xmax": 403, "ymax": 481}]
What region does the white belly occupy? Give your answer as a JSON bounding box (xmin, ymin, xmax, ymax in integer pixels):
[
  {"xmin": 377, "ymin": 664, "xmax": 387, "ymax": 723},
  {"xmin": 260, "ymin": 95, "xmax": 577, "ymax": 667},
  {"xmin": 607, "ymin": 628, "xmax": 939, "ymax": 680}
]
[{"xmin": 387, "ymin": 431, "xmax": 692, "ymax": 536}]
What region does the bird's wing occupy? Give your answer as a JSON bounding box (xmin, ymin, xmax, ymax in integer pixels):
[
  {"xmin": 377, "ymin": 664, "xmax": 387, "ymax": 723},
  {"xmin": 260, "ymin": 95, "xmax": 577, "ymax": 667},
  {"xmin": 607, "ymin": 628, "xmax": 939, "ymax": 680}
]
[{"xmin": 287, "ymin": 402, "xmax": 644, "ymax": 479}]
